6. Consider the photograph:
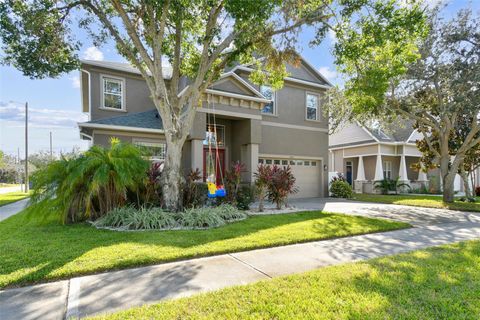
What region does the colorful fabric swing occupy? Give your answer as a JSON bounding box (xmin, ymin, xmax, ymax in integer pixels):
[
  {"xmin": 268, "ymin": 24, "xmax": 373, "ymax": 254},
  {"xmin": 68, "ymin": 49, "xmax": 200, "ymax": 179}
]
[{"xmin": 206, "ymin": 95, "xmax": 226, "ymax": 198}]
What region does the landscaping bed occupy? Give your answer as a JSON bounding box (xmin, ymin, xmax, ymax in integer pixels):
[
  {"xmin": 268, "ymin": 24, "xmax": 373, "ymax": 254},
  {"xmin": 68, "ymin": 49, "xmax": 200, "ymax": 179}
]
[
  {"xmin": 0, "ymin": 203, "xmax": 409, "ymax": 289},
  {"xmin": 353, "ymin": 193, "xmax": 480, "ymax": 212},
  {"xmin": 89, "ymin": 240, "xmax": 480, "ymax": 319}
]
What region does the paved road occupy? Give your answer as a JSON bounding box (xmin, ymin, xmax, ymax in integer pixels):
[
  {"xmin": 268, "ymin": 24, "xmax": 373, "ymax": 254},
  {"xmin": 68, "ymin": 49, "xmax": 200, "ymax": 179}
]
[{"xmin": 1, "ymin": 199, "xmax": 480, "ymax": 319}]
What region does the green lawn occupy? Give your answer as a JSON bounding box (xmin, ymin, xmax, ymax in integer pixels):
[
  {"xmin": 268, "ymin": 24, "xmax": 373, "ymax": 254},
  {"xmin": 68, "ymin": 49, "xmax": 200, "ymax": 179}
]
[
  {"xmin": 0, "ymin": 201, "xmax": 408, "ymax": 289},
  {"xmin": 353, "ymin": 193, "xmax": 480, "ymax": 212},
  {"xmin": 90, "ymin": 240, "xmax": 480, "ymax": 320},
  {"xmin": 0, "ymin": 191, "xmax": 30, "ymax": 207}
]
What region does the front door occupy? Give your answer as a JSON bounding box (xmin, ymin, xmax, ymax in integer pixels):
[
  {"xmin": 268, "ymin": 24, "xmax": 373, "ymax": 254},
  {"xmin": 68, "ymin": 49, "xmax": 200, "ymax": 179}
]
[
  {"xmin": 203, "ymin": 148, "xmax": 226, "ymax": 185},
  {"xmin": 346, "ymin": 161, "xmax": 353, "ymax": 185}
]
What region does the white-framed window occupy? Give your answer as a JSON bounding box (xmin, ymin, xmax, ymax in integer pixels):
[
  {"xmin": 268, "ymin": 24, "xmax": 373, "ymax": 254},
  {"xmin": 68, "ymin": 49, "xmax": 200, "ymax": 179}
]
[
  {"xmin": 260, "ymin": 85, "xmax": 275, "ymax": 115},
  {"xmin": 102, "ymin": 76, "xmax": 125, "ymax": 111},
  {"xmin": 274, "ymin": 159, "xmax": 280, "ymax": 165},
  {"xmin": 203, "ymin": 124, "xmax": 225, "ymax": 147},
  {"xmin": 134, "ymin": 141, "xmax": 166, "ymax": 161},
  {"xmin": 383, "ymin": 160, "xmax": 392, "ymax": 179},
  {"xmin": 258, "ymin": 159, "xmax": 264, "ymax": 164},
  {"xmin": 306, "ymin": 92, "xmax": 319, "ymax": 121}
]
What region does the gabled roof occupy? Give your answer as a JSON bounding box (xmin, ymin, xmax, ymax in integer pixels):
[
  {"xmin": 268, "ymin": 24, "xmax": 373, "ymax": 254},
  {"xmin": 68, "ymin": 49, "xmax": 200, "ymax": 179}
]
[
  {"xmin": 363, "ymin": 121, "xmax": 416, "ymax": 143},
  {"xmin": 80, "ymin": 110, "xmax": 163, "ymax": 130},
  {"xmin": 81, "ymin": 60, "xmax": 173, "ymax": 79}
]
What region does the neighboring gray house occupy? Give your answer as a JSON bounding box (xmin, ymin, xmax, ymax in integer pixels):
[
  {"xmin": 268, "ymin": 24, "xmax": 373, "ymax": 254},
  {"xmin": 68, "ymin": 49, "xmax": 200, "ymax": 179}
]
[
  {"xmin": 328, "ymin": 121, "xmax": 476, "ymax": 194},
  {"xmin": 77, "ymin": 57, "xmax": 332, "ymax": 198}
]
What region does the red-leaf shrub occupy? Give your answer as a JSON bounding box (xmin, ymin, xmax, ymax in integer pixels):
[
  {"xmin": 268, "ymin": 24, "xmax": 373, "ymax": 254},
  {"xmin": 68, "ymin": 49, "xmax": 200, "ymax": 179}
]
[
  {"xmin": 254, "ymin": 164, "xmax": 298, "ymax": 210},
  {"xmin": 475, "ymin": 186, "xmax": 480, "ymax": 197}
]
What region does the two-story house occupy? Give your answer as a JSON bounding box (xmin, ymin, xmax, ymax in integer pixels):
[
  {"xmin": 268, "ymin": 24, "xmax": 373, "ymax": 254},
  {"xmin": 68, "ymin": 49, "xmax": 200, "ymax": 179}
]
[{"xmin": 77, "ymin": 57, "xmax": 331, "ymax": 198}]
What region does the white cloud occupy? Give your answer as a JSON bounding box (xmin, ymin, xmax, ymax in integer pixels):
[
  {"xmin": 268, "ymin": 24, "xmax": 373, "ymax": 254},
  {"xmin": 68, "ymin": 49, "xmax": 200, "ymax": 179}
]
[
  {"xmin": 327, "ymin": 29, "xmax": 337, "ymax": 44},
  {"xmin": 70, "ymin": 75, "xmax": 81, "ymax": 89},
  {"xmin": 318, "ymin": 66, "xmax": 338, "ymax": 82},
  {"xmin": 0, "ymin": 101, "xmax": 87, "ymax": 129},
  {"xmin": 82, "ymin": 46, "xmax": 104, "ymax": 61}
]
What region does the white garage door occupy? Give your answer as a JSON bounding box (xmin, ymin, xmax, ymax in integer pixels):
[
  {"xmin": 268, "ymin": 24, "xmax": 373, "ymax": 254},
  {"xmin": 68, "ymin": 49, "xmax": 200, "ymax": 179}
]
[{"xmin": 258, "ymin": 158, "xmax": 322, "ymax": 198}]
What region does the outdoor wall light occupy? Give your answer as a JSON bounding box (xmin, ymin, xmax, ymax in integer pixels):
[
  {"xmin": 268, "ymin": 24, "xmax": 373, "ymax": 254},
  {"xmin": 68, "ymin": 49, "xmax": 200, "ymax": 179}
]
[{"xmin": 323, "ymin": 164, "xmax": 328, "ymax": 171}]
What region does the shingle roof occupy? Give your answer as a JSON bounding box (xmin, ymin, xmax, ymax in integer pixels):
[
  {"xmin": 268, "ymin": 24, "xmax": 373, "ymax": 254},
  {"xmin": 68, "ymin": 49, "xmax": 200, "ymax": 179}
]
[
  {"xmin": 81, "ymin": 60, "xmax": 173, "ymax": 79},
  {"xmin": 85, "ymin": 110, "xmax": 163, "ymax": 130},
  {"xmin": 365, "ymin": 121, "xmax": 415, "ymax": 143}
]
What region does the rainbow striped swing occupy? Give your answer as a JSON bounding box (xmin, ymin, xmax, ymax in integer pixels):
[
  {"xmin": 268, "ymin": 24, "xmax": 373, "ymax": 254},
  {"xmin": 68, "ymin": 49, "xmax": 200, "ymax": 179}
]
[{"xmin": 206, "ymin": 95, "xmax": 226, "ymax": 198}]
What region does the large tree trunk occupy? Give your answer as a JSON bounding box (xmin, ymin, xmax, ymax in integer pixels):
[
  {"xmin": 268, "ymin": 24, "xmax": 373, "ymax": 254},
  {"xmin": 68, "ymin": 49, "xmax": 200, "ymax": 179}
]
[
  {"xmin": 439, "ymin": 153, "xmax": 456, "ymax": 203},
  {"xmin": 460, "ymin": 168, "xmax": 472, "ymax": 199},
  {"xmin": 162, "ymin": 137, "xmax": 185, "ymax": 212}
]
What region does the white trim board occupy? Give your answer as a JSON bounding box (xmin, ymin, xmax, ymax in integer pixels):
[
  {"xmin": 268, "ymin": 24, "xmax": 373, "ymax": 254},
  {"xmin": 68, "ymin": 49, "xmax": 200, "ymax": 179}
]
[
  {"xmin": 260, "ymin": 154, "xmax": 324, "ymax": 161},
  {"xmin": 329, "ymin": 141, "xmax": 417, "ymax": 151},
  {"xmin": 232, "ymin": 66, "xmax": 331, "ymax": 90},
  {"xmin": 205, "ymin": 88, "xmax": 270, "ymax": 103},
  {"xmin": 78, "ymin": 122, "xmax": 164, "ymax": 134},
  {"xmin": 196, "ymin": 107, "xmax": 262, "ymax": 120},
  {"xmin": 261, "ymin": 121, "xmax": 328, "ymax": 133}
]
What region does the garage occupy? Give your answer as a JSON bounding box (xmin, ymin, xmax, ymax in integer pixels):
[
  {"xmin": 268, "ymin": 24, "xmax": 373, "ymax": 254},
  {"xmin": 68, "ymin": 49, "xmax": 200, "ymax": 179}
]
[{"xmin": 258, "ymin": 157, "xmax": 323, "ymax": 198}]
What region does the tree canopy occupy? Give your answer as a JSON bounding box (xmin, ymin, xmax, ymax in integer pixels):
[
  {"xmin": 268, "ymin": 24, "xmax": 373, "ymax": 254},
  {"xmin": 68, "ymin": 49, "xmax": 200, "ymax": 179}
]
[{"xmin": 0, "ymin": 0, "xmax": 428, "ymax": 210}]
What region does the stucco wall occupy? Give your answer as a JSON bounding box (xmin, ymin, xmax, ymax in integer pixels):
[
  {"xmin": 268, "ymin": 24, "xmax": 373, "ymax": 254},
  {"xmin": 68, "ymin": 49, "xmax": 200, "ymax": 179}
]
[
  {"xmin": 329, "ymin": 122, "xmax": 375, "ymax": 147},
  {"xmin": 84, "ymin": 65, "xmax": 155, "ymax": 121}
]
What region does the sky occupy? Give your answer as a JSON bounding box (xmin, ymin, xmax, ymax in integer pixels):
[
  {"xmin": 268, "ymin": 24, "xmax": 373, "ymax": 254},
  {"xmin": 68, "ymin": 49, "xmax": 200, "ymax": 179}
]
[{"xmin": 0, "ymin": 0, "xmax": 477, "ymax": 157}]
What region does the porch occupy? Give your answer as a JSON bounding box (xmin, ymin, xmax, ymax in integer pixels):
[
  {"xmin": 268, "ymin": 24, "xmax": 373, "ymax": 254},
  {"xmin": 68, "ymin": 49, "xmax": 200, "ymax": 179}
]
[{"xmin": 344, "ymin": 154, "xmax": 429, "ymax": 194}]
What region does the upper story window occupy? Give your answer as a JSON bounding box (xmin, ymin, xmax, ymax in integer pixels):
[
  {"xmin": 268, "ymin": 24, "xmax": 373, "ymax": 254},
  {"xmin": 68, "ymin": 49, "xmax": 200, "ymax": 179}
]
[
  {"xmin": 203, "ymin": 124, "xmax": 225, "ymax": 147},
  {"xmin": 306, "ymin": 93, "xmax": 319, "ymax": 121},
  {"xmin": 260, "ymin": 85, "xmax": 275, "ymax": 115},
  {"xmin": 102, "ymin": 76, "xmax": 125, "ymax": 110},
  {"xmin": 383, "ymin": 160, "xmax": 392, "ymax": 179}
]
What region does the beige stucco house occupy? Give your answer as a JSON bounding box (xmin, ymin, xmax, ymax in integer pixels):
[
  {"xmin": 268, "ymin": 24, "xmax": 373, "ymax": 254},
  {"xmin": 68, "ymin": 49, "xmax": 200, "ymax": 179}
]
[
  {"xmin": 329, "ymin": 121, "xmax": 480, "ymax": 194},
  {"xmin": 328, "ymin": 121, "xmax": 435, "ymax": 193},
  {"xmin": 77, "ymin": 57, "xmax": 332, "ymax": 198}
]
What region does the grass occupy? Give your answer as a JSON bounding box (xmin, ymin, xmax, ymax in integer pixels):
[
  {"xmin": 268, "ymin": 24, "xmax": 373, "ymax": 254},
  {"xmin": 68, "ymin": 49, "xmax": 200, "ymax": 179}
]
[
  {"xmin": 0, "ymin": 191, "xmax": 30, "ymax": 207},
  {"xmin": 0, "ymin": 183, "xmax": 20, "ymax": 188},
  {"xmin": 0, "ymin": 201, "xmax": 409, "ymax": 289},
  {"xmin": 353, "ymin": 193, "xmax": 480, "ymax": 212},
  {"xmin": 90, "ymin": 240, "xmax": 480, "ymax": 320}
]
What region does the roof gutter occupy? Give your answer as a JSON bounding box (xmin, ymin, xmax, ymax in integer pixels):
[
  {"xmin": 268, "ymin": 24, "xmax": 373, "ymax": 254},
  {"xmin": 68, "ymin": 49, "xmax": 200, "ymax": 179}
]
[{"xmin": 78, "ymin": 122, "xmax": 165, "ymax": 134}]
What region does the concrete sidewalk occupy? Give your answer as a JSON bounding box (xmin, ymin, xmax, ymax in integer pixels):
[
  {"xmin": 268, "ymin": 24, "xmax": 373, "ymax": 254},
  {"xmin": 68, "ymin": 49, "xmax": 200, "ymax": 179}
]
[
  {"xmin": 0, "ymin": 198, "xmax": 29, "ymax": 222},
  {"xmin": 1, "ymin": 221, "xmax": 479, "ymax": 320}
]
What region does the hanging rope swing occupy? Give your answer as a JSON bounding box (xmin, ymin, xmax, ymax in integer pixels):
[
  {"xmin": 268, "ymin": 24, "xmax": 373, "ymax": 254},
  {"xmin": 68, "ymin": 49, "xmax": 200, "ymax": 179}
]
[{"xmin": 206, "ymin": 94, "xmax": 226, "ymax": 198}]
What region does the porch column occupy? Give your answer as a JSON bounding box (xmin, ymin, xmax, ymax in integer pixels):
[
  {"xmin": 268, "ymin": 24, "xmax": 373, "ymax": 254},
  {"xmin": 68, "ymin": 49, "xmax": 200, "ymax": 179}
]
[
  {"xmin": 240, "ymin": 143, "xmax": 259, "ymax": 183},
  {"xmin": 418, "ymin": 163, "xmax": 428, "ymax": 181},
  {"xmin": 191, "ymin": 139, "xmax": 204, "ymax": 177},
  {"xmin": 374, "ymin": 154, "xmax": 384, "ymax": 181},
  {"xmin": 354, "ymin": 156, "xmax": 366, "ymax": 193},
  {"xmin": 398, "ymin": 154, "xmax": 409, "ymax": 182}
]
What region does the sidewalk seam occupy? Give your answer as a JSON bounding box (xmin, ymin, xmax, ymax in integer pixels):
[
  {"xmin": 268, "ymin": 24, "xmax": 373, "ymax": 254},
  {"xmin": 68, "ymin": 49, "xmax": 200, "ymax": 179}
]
[
  {"xmin": 65, "ymin": 278, "xmax": 80, "ymax": 319},
  {"xmin": 228, "ymin": 254, "xmax": 273, "ymax": 279}
]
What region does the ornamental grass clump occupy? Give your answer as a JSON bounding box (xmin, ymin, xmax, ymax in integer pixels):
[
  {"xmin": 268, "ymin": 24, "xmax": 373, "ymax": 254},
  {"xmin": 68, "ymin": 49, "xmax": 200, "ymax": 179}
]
[
  {"xmin": 178, "ymin": 207, "xmax": 226, "ymax": 229},
  {"xmin": 93, "ymin": 204, "xmax": 244, "ymax": 231},
  {"xmin": 93, "ymin": 207, "xmax": 178, "ymax": 230},
  {"xmin": 213, "ymin": 204, "xmax": 247, "ymax": 222}
]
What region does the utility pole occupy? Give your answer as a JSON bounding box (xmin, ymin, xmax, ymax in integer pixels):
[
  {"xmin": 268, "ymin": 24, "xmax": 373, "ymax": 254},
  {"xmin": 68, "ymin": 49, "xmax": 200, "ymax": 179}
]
[
  {"xmin": 25, "ymin": 102, "xmax": 29, "ymax": 193},
  {"xmin": 50, "ymin": 131, "xmax": 53, "ymax": 159}
]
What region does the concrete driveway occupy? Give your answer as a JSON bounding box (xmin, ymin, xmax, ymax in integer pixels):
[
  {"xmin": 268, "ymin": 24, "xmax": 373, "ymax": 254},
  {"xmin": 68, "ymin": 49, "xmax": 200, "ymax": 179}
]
[{"xmin": 289, "ymin": 197, "xmax": 480, "ymax": 226}]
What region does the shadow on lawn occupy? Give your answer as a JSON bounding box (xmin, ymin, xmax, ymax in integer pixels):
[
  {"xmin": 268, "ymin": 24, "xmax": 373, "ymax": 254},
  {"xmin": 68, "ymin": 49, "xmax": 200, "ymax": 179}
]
[
  {"xmin": 1, "ymin": 201, "xmax": 360, "ymax": 288},
  {"xmin": 346, "ymin": 241, "xmax": 480, "ymax": 318}
]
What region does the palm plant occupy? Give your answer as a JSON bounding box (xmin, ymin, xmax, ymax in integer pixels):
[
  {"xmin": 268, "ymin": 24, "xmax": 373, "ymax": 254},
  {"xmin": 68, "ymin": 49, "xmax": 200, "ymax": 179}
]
[
  {"xmin": 374, "ymin": 177, "xmax": 411, "ymax": 195},
  {"xmin": 31, "ymin": 139, "xmax": 149, "ymax": 223}
]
